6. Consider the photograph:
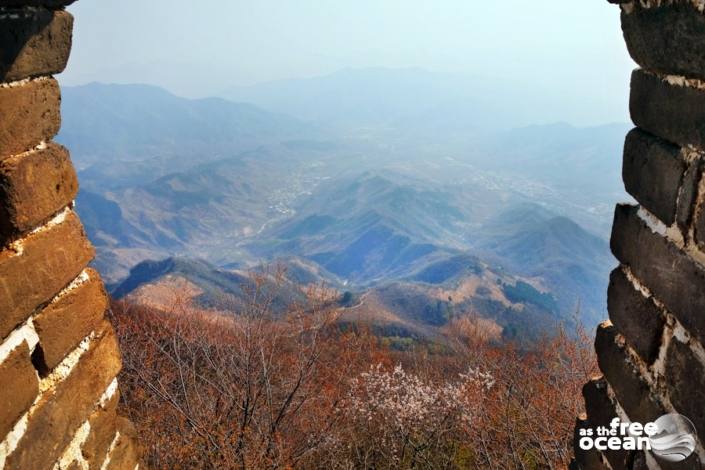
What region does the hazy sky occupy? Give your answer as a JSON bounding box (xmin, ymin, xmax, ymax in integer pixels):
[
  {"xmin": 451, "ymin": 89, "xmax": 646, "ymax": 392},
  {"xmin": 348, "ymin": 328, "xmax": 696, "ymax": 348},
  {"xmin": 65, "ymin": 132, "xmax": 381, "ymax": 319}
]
[{"xmin": 61, "ymin": 0, "xmax": 635, "ymax": 125}]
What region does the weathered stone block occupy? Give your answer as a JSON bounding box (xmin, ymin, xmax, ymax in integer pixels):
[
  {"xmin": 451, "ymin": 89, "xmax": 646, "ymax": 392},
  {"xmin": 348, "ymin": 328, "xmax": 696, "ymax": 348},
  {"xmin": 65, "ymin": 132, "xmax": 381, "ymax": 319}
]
[
  {"xmin": 0, "ymin": 77, "xmax": 60, "ymax": 159},
  {"xmin": 582, "ymin": 376, "xmax": 632, "ymax": 470},
  {"xmin": 82, "ymin": 390, "xmax": 119, "ymax": 470},
  {"xmin": 595, "ymin": 322, "xmax": 665, "ymax": 425},
  {"xmin": 0, "ymin": 341, "xmax": 37, "ymax": 439},
  {"xmin": 622, "ymin": 128, "xmax": 685, "ymax": 227},
  {"xmin": 0, "ymin": 142, "xmax": 78, "ymax": 242},
  {"xmin": 607, "ymin": 268, "xmax": 665, "ymax": 364},
  {"xmin": 5, "ymin": 321, "xmax": 122, "ymax": 470},
  {"xmin": 104, "ymin": 417, "xmax": 140, "ymax": 470},
  {"xmin": 0, "ymin": 210, "xmax": 94, "ymax": 339},
  {"xmin": 621, "ymin": 3, "xmax": 705, "ymax": 81},
  {"xmin": 630, "ymin": 69, "xmax": 705, "ymax": 149},
  {"xmin": 611, "ymin": 204, "xmax": 705, "ymax": 350},
  {"xmin": 572, "ymin": 416, "xmax": 607, "ymax": 470},
  {"xmin": 33, "ymin": 268, "xmax": 108, "ymax": 371},
  {"xmin": 0, "ymin": 8, "xmax": 73, "ymax": 82},
  {"xmin": 664, "ymin": 337, "xmax": 705, "ymax": 445}
]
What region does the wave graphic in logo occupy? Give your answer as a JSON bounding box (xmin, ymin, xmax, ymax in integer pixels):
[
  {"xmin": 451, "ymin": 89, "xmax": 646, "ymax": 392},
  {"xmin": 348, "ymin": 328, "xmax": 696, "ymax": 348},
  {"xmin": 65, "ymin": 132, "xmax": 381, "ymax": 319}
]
[{"xmin": 649, "ymin": 414, "xmax": 697, "ymax": 463}]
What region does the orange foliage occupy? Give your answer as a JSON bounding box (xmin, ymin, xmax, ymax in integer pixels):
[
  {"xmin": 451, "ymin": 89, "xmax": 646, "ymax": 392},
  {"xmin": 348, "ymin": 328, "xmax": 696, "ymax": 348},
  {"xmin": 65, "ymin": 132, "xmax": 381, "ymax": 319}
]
[{"xmin": 109, "ymin": 280, "xmax": 596, "ymax": 469}]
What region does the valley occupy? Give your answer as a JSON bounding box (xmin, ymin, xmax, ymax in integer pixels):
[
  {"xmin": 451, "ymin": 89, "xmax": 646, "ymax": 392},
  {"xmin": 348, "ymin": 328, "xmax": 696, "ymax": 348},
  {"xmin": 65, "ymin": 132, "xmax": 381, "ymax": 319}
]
[{"xmin": 58, "ymin": 68, "xmax": 630, "ymax": 343}]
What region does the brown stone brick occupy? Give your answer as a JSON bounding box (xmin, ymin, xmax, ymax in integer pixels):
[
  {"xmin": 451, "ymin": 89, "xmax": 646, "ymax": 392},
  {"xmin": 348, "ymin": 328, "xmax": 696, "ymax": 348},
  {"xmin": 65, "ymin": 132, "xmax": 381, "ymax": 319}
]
[
  {"xmin": 621, "ymin": 3, "xmax": 705, "ymax": 81},
  {"xmin": 33, "ymin": 268, "xmax": 108, "ymax": 371},
  {"xmin": 0, "ymin": 210, "xmax": 94, "ymax": 339},
  {"xmin": 630, "ymin": 69, "xmax": 705, "ymax": 149},
  {"xmin": 595, "ymin": 322, "xmax": 665, "ymax": 425},
  {"xmin": 0, "ymin": 341, "xmax": 37, "ymax": 439},
  {"xmin": 622, "ymin": 128, "xmax": 685, "ymax": 227},
  {"xmin": 0, "ymin": 8, "xmax": 73, "ymax": 82},
  {"xmin": 0, "ymin": 142, "xmax": 78, "ymax": 242},
  {"xmin": 611, "ymin": 203, "xmax": 705, "ymax": 350},
  {"xmin": 5, "ymin": 321, "xmax": 122, "ymax": 470},
  {"xmin": 0, "ymin": 77, "xmax": 60, "ymax": 159},
  {"xmin": 104, "ymin": 417, "xmax": 140, "ymax": 470},
  {"xmin": 82, "ymin": 390, "xmax": 119, "ymax": 470},
  {"xmin": 664, "ymin": 337, "xmax": 705, "ymax": 446},
  {"xmin": 607, "ymin": 268, "xmax": 665, "ymax": 364}
]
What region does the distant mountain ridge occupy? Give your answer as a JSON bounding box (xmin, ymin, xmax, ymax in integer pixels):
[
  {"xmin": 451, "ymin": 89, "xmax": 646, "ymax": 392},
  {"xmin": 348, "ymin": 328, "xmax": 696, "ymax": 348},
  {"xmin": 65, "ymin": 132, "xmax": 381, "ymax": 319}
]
[
  {"xmin": 60, "ymin": 80, "xmax": 623, "ymax": 330},
  {"xmin": 58, "ymin": 82, "xmax": 320, "ymax": 169}
]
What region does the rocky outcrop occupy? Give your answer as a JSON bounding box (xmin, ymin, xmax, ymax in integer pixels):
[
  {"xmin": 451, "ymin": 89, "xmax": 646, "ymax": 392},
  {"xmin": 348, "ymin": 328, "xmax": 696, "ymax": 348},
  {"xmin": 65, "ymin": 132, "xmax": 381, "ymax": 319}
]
[
  {"xmin": 573, "ymin": 2, "xmax": 705, "ymax": 468},
  {"xmin": 0, "ymin": 2, "xmax": 140, "ymax": 469}
]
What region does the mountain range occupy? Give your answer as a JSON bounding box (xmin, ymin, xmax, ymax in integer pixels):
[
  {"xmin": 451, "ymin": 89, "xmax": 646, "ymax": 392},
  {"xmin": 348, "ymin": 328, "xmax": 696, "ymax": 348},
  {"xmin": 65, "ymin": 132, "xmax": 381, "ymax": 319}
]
[{"xmin": 58, "ymin": 69, "xmax": 628, "ymax": 340}]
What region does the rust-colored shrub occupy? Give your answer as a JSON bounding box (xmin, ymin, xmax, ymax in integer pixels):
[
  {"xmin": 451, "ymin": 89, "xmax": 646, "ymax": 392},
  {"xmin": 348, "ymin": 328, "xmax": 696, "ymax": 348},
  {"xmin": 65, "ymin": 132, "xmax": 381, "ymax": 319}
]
[{"xmin": 109, "ymin": 281, "xmax": 596, "ymax": 469}]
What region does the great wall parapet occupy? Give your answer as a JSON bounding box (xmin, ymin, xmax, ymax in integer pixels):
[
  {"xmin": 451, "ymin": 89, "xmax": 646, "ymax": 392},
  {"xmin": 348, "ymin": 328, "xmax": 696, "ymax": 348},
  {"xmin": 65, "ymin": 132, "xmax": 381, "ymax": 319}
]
[
  {"xmin": 0, "ymin": 1, "xmax": 140, "ymax": 468},
  {"xmin": 573, "ymin": 1, "xmax": 705, "ymax": 468}
]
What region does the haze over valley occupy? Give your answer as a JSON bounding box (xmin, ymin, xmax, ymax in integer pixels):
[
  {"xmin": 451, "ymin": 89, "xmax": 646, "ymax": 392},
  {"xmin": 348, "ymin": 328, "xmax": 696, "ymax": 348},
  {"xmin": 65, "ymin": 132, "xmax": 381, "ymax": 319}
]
[{"xmin": 59, "ymin": 68, "xmax": 630, "ymax": 341}]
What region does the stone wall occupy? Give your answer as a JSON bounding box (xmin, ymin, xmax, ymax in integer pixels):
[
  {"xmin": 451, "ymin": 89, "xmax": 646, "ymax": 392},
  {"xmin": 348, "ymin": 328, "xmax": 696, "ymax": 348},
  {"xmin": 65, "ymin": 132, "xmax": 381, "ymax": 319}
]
[
  {"xmin": 573, "ymin": 1, "xmax": 705, "ymax": 469},
  {"xmin": 0, "ymin": 1, "xmax": 140, "ymax": 469}
]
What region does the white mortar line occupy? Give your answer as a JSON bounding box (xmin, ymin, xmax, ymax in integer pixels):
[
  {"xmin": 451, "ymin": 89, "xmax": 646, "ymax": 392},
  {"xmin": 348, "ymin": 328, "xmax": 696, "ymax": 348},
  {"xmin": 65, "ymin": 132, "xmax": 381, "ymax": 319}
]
[
  {"xmin": 636, "ymin": 206, "xmax": 685, "ymax": 247},
  {"xmin": 98, "ymin": 378, "xmax": 118, "ymax": 408},
  {"xmin": 1, "ymin": 141, "xmax": 48, "ymax": 164},
  {"xmin": 0, "ymin": 335, "xmax": 107, "ymax": 469},
  {"xmin": 39, "ymin": 331, "xmax": 95, "ymax": 395},
  {"xmin": 0, "ymin": 319, "xmax": 39, "ymax": 364},
  {"xmin": 0, "ymin": 267, "xmax": 92, "ymax": 369},
  {"xmin": 0, "ymin": 412, "xmax": 29, "ymax": 469},
  {"xmin": 5, "ymin": 205, "xmax": 74, "ymax": 258},
  {"xmin": 99, "ymin": 432, "xmax": 121, "ymax": 470},
  {"xmin": 52, "ymin": 421, "xmax": 91, "ymax": 470},
  {"xmin": 29, "ymin": 206, "xmax": 71, "ymax": 236},
  {"xmin": 0, "ymin": 76, "xmax": 50, "ymax": 89},
  {"xmin": 49, "ymin": 269, "xmax": 92, "ymax": 306}
]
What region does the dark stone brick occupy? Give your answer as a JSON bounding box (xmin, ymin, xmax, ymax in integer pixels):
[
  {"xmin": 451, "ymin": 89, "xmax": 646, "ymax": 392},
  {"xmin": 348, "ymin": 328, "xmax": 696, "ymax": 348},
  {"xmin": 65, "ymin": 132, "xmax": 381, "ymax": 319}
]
[
  {"xmin": 608, "ymin": 268, "xmax": 665, "ymax": 364},
  {"xmin": 611, "ymin": 204, "xmax": 705, "ymax": 351},
  {"xmin": 0, "ymin": 77, "xmax": 60, "ymax": 159},
  {"xmin": 5, "ymin": 321, "xmax": 122, "ymax": 470},
  {"xmin": 664, "ymin": 338, "xmax": 705, "ymax": 448},
  {"xmin": 630, "ymin": 69, "xmax": 705, "ymax": 149},
  {"xmin": 0, "ymin": 142, "xmax": 78, "ymax": 243},
  {"xmin": 573, "ymin": 416, "xmax": 608, "ymax": 470},
  {"xmin": 595, "ymin": 322, "xmax": 665, "ymax": 424},
  {"xmin": 0, "ymin": 8, "xmax": 73, "ymax": 82},
  {"xmin": 621, "ymin": 3, "xmax": 705, "ymax": 81},
  {"xmin": 622, "ymin": 128, "xmax": 685, "ymax": 227},
  {"xmin": 0, "ymin": 342, "xmax": 37, "ymax": 439},
  {"xmin": 0, "ymin": 210, "xmax": 94, "ymax": 339},
  {"xmin": 582, "ymin": 376, "xmax": 632, "ymax": 470}
]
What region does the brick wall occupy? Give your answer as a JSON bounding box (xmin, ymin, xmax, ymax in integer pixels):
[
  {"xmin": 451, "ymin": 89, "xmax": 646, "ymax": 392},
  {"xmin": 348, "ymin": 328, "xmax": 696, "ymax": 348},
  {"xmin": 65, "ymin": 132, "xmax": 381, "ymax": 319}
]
[
  {"xmin": 0, "ymin": 1, "xmax": 140, "ymax": 469},
  {"xmin": 573, "ymin": 1, "xmax": 705, "ymax": 469}
]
